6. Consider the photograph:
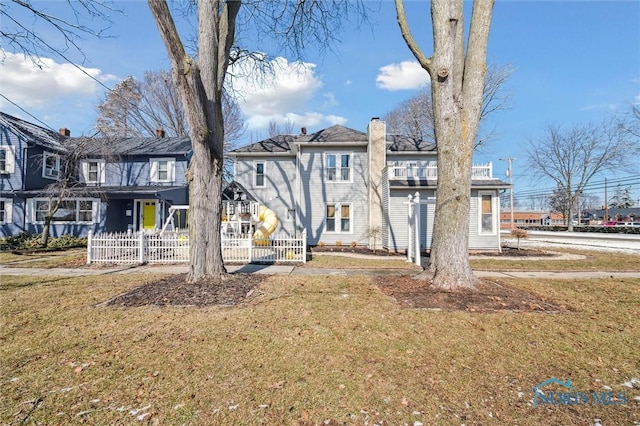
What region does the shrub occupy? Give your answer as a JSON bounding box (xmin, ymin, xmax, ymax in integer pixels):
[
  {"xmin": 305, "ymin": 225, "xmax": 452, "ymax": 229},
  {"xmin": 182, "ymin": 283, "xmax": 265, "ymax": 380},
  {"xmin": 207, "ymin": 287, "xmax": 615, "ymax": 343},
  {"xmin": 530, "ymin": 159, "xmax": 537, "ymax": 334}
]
[
  {"xmin": 335, "ymin": 240, "xmax": 342, "ymax": 247},
  {"xmin": 510, "ymin": 228, "xmax": 528, "ymax": 250},
  {"xmin": 0, "ymin": 232, "xmax": 87, "ymax": 251},
  {"xmin": 350, "ymin": 241, "xmax": 357, "ymax": 248},
  {"xmin": 317, "ymin": 241, "xmax": 325, "ymax": 248}
]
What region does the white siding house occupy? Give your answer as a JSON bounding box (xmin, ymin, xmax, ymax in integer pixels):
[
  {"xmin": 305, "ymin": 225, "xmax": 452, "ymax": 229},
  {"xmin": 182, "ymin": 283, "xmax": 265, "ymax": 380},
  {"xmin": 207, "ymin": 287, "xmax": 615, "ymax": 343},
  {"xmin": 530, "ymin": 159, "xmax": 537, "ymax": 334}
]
[{"xmin": 229, "ymin": 118, "xmax": 510, "ymax": 252}]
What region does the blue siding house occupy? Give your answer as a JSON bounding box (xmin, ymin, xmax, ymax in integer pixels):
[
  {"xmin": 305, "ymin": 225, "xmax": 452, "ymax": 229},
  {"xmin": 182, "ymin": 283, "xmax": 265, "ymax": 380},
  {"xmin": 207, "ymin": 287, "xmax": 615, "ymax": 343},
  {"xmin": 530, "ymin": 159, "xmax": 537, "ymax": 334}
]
[{"xmin": 0, "ymin": 112, "xmax": 189, "ymax": 238}]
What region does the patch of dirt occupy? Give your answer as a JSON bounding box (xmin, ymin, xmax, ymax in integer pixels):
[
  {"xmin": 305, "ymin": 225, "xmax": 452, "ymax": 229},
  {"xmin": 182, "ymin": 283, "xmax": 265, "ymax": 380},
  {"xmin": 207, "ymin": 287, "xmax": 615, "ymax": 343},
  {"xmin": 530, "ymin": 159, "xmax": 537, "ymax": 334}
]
[
  {"xmin": 377, "ymin": 276, "xmax": 570, "ymax": 313},
  {"xmin": 106, "ymin": 273, "xmax": 265, "ymax": 307}
]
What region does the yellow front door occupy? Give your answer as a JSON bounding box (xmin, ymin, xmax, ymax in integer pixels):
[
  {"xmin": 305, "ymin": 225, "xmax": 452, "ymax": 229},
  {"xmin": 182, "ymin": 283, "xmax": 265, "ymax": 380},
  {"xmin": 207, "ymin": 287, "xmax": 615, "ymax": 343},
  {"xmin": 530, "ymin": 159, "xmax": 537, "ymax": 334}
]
[{"xmin": 142, "ymin": 202, "xmax": 156, "ymax": 229}]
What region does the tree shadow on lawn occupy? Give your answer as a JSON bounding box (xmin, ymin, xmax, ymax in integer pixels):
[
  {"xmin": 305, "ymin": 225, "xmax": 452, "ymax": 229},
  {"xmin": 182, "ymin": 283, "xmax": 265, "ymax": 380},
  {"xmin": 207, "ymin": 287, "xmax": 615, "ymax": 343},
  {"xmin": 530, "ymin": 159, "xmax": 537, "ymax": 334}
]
[{"xmin": 105, "ymin": 273, "xmax": 568, "ymax": 313}]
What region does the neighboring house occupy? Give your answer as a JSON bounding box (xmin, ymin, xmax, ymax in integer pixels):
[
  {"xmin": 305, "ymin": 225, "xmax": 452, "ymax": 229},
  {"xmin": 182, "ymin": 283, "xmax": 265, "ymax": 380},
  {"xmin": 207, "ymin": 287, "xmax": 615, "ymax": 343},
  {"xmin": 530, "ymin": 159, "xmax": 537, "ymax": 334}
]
[
  {"xmin": 583, "ymin": 207, "xmax": 640, "ymax": 224},
  {"xmin": 229, "ymin": 118, "xmax": 510, "ymax": 252},
  {"xmin": 0, "ymin": 112, "xmax": 189, "ymax": 238},
  {"xmin": 500, "ymin": 211, "xmax": 565, "ymax": 229}
]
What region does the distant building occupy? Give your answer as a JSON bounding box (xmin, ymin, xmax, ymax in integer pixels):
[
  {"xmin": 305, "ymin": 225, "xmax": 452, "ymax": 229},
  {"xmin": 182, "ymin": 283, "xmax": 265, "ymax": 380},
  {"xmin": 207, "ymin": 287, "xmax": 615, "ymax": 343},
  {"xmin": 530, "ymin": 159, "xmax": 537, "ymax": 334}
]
[{"xmin": 500, "ymin": 211, "xmax": 564, "ymax": 229}]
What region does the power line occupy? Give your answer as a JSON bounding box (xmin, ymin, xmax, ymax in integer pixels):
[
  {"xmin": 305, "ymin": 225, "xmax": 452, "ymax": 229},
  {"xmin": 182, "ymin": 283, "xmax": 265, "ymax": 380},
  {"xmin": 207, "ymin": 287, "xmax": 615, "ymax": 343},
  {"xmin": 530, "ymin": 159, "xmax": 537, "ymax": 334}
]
[{"xmin": 0, "ymin": 93, "xmax": 56, "ymax": 132}]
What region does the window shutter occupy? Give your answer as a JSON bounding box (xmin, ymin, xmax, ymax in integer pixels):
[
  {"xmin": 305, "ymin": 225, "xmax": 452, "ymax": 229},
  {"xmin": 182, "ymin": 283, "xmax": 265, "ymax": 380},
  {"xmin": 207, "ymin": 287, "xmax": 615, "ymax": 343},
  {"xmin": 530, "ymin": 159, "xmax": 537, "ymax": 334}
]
[
  {"xmin": 4, "ymin": 199, "xmax": 12, "ymax": 223},
  {"xmin": 26, "ymin": 199, "xmax": 34, "ymax": 223},
  {"xmin": 6, "ymin": 147, "xmax": 15, "ymax": 173},
  {"xmin": 150, "ymin": 160, "xmax": 159, "ymax": 182},
  {"xmin": 81, "ymin": 161, "xmax": 88, "ymax": 182},
  {"xmin": 92, "ymin": 200, "xmax": 100, "ymax": 223},
  {"xmin": 99, "ymin": 161, "xmax": 106, "ymax": 183},
  {"xmin": 169, "ymin": 159, "xmax": 176, "ymax": 182}
]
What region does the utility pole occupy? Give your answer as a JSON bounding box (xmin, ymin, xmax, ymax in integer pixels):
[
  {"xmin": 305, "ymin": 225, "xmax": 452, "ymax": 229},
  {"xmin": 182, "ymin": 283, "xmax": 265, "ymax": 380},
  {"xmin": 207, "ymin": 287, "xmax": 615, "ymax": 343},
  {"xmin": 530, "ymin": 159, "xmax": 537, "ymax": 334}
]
[
  {"xmin": 604, "ymin": 178, "xmax": 608, "ymax": 222},
  {"xmin": 500, "ymin": 157, "xmax": 516, "ymax": 229}
]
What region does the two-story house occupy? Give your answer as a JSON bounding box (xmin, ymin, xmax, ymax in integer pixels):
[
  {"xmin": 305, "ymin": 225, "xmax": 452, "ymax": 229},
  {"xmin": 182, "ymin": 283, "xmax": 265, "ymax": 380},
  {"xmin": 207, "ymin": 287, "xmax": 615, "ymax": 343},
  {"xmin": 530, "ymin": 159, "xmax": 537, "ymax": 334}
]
[
  {"xmin": 0, "ymin": 112, "xmax": 189, "ymax": 238},
  {"xmin": 229, "ymin": 118, "xmax": 510, "ymax": 252}
]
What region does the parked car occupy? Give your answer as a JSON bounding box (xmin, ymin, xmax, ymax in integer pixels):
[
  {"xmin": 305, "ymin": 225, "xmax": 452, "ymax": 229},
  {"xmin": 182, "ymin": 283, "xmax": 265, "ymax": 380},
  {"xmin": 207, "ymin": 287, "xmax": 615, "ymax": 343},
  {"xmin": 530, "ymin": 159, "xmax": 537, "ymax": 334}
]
[{"xmin": 601, "ymin": 221, "xmax": 618, "ymax": 226}]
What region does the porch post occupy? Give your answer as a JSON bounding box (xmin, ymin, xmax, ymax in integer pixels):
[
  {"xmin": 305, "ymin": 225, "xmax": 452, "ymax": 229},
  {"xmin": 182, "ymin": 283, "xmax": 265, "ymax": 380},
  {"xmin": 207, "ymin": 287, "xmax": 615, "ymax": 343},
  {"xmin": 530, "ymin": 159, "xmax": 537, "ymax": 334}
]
[
  {"xmin": 405, "ymin": 194, "xmax": 413, "ymax": 263},
  {"xmin": 86, "ymin": 230, "xmax": 92, "ymax": 264},
  {"xmin": 414, "ymin": 192, "xmax": 421, "ymax": 267},
  {"xmin": 138, "ymin": 231, "xmax": 145, "ymax": 264}
]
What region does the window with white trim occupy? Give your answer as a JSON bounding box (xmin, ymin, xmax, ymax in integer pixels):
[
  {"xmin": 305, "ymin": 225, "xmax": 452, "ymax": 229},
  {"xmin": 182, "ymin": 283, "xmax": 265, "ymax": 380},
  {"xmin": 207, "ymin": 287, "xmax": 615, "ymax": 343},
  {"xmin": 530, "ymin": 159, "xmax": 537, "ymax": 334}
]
[
  {"xmin": 0, "ymin": 146, "xmax": 15, "ymax": 174},
  {"xmin": 326, "ymin": 203, "xmax": 351, "ymax": 233},
  {"xmin": 255, "ymin": 161, "xmax": 265, "ymax": 187},
  {"xmin": 0, "ymin": 198, "xmax": 12, "ymax": 224},
  {"xmin": 31, "ymin": 198, "xmax": 98, "ymax": 223},
  {"xmin": 43, "ymin": 151, "xmax": 61, "ymax": 179},
  {"xmin": 150, "ymin": 158, "xmax": 175, "ymax": 183},
  {"xmin": 479, "ymin": 192, "xmax": 496, "ymax": 235},
  {"xmin": 81, "ymin": 159, "xmax": 106, "ymax": 184},
  {"xmin": 326, "ymin": 154, "xmax": 351, "ymax": 182}
]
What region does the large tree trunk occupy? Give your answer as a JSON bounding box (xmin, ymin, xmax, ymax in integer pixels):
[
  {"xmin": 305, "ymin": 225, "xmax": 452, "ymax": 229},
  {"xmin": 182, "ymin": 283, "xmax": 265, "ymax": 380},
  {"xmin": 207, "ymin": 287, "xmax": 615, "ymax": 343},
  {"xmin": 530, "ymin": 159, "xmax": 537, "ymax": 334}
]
[
  {"xmin": 149, "ymin": 0, "xmax": 240, "ymax": 282},
  {"xmin": 396, "ymin": 0, "xmax": 494, "ymax": 290}
]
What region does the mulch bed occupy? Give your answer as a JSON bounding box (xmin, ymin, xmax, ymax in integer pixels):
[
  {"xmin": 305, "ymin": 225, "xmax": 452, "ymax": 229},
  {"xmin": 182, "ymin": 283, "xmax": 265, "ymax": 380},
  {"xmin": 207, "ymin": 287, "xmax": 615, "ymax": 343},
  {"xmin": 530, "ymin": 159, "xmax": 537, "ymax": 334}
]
[
  {"xmin": 106, "ymin": 273, "xmax": 265, "ymax": 307},
  {"xmin": 376, "ymin": 276, "xmax": 569, "ymax": 313},
  {"xmin": 106, "ymin": 271, "xmax": 567, "ymax": 314},
  {"xmin": 311, "ymin": 245, "xmax": 555, "ymax": 258}
]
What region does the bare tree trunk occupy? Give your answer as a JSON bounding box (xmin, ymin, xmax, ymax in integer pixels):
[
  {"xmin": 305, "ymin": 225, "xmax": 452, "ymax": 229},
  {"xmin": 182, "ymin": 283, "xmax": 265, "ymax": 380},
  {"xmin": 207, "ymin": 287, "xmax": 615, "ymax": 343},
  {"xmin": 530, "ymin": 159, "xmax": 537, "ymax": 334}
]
[
  {"xmin": 149, "ymin": 0, "xmax": 240, "ymax": 282},
  {"xmin": 40, "ymin": 219, "xmax": 52, "ymax": 247},
  {"xmin": 396, "ymin": 0, "xmax": 494, "ymax": 290}
]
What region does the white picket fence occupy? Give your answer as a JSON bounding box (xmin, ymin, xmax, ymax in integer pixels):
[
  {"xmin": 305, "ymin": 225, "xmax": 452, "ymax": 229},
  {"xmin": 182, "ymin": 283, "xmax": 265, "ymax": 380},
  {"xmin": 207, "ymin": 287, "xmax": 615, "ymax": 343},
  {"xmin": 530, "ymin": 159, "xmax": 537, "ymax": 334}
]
[{"xmin": 86, "ymin": 229, "xmax": 307, "ymax": 265}]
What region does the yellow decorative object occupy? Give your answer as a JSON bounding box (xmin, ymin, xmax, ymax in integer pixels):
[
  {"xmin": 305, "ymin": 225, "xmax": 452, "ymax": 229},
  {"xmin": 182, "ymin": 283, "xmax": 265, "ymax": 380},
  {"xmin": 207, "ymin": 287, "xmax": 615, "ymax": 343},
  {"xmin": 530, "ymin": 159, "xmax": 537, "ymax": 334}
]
[{"xmin": 253, "ymin": 205, "xmax": 279, "ymax": 246}]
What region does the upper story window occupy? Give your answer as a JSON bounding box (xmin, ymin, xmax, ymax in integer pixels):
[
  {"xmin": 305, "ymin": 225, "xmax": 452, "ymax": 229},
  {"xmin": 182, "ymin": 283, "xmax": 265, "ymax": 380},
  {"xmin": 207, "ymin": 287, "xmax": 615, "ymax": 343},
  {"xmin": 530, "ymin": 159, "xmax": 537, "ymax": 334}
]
[
  {"xmin": 0, "ymin": 146, "xmax": 15, "ymax": 174},
  {"xmin": 81, "ymin": 160, "xmax": 106, "ymax": 184},
  {"xmin": 42, "ymin": 151, "xmax": 61, "ymax": 179},
  {"xmin": 255, "ymin": 161, "xmax": 265, "ymax": 187},
  {"xmin": 479, "ymin": 192, "xmax": 495, "ymax": 235},
  {"xmin": 326, "ymin": 154, "xmax": 351, "ymax": 182},
  {"xmin": 150, "ymin": 158, "xmax": 175, "ymax": 183}
]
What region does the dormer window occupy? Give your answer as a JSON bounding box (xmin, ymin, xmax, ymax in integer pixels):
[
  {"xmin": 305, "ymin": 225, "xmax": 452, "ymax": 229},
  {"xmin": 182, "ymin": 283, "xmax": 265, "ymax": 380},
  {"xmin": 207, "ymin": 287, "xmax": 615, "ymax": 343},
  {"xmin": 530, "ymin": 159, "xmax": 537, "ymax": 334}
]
[{"xmin": 43, "ymin": 151, "xmax": 60, "ymax": 179}]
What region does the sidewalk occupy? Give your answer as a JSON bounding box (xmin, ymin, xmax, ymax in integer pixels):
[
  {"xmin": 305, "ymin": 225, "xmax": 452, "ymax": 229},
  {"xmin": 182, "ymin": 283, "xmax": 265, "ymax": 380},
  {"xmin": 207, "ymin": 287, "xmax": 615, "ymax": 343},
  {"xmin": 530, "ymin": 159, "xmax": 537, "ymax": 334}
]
[{"xmin": 2, "ymin": 263, "xmax": 640, "ymax": 279}]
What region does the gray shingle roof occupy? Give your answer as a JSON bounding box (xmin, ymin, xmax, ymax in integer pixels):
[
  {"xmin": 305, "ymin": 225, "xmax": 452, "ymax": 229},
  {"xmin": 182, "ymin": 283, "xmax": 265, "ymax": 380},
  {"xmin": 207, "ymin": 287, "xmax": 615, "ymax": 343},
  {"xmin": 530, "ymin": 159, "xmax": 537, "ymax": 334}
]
[
  {"xmin": 82, "ymin": 135, "xmax": 192, "ymax": 156},
  {"xmin": 232, "ymin": 125, "xmax": 436, "ymax": 154},
  {"xmin": 0, "ymin": 111, "xmax": 66, "ymax": 151},
  {"xmin": 387, "ymin": 134, "xmax": 436, "ymax": 152}
]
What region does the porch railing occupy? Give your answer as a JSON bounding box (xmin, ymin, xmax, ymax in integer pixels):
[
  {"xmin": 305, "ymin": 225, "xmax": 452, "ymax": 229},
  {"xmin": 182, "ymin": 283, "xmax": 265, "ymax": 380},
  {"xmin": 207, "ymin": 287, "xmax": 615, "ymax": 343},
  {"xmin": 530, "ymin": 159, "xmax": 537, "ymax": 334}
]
[{"xmin": 388, "ymin": 162, "xmax": 493, "ymax": 180}]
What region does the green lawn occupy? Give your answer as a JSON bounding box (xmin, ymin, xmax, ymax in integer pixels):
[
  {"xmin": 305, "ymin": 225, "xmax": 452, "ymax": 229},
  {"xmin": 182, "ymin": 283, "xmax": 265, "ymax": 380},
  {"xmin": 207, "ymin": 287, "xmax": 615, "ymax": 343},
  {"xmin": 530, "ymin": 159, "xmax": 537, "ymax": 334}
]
[{"xmin": 1, "ymin": 273, "xmax": 638, "ymax": 425}]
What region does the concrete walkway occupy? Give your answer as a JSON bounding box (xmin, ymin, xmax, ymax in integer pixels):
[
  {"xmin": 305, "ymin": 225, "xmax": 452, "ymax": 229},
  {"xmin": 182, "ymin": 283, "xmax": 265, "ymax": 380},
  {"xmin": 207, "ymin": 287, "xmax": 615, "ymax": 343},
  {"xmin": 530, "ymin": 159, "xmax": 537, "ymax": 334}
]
[{"xmin": 2, "ymin": 263, "xmax": 640, "ymax": 279}]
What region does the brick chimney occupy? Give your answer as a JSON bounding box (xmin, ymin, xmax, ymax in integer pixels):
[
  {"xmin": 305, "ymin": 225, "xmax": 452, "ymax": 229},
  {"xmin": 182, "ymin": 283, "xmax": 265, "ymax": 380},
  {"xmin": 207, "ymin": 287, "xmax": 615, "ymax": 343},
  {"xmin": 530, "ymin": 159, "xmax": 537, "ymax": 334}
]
[
  {"xmin": 156, "ymin": 129, "xmax": 166, "ymax": 138},
  {"xmin": 59, "ymin": 128, "xmax": 70, "ymax": 137},
  {"xmin": 367, "ymin": 117, "xmax": 386, "ymax": 250}
]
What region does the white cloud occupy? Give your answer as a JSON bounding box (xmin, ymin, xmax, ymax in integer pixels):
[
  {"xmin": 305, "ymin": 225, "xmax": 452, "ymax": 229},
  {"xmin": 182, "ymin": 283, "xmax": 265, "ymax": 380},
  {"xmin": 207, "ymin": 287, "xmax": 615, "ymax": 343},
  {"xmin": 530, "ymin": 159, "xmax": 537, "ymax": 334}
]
[
  {"xmin": 0, "ymin": 51, "xmax": 116, "ymax": 109},
  {"xmin": 231, "ymin": 57, "xmax": 322, "ymax": 117},
  {"xmin": 376, "ymin": 60, "xmax": 430, "ymax": 91},
  {"xmin": 230, "ymin": 56, "xmax": 345, "ymax": 132},
  {"xmin": 245, "ymin": 112, "xmax": 347, "ymax": 133},
  {"xmin": 322, "ymin": 92, "xmax": 338, "ymax": 108}
]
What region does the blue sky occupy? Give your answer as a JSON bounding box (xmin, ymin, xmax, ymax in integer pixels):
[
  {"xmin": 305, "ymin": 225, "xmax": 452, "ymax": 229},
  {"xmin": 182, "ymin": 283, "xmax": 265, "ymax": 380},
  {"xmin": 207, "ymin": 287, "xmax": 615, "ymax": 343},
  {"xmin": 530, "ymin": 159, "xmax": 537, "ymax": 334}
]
[{"xmin": 1, "ymin": 0, "xmax": 639, "ymax": 205}]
